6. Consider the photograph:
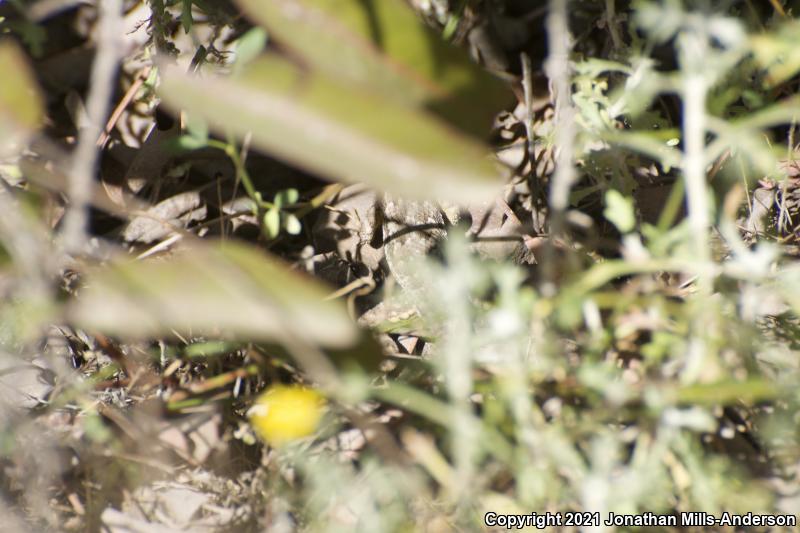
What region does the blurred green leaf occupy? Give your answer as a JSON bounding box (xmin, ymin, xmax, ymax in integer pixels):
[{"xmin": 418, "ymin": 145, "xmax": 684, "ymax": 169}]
[
  {"xmin": 159, "ymin": 57, "xmax": 502, "ymax": 203},
  {"xmin": 274, "ymin": 188, "xmax": 298, "ymax": 208},
  {"xmin": 235, "ymin": 0, "xmax": 512, "ymax": 138},
  {"xmin": 83, "ymin": 412, "xmax": 114, "ymax": 444},
  {"xmin": 603, "ymin": 130, "xmax": 682, "ymax": 171},
  {"xmin": 574, "ymin": 58, "xmax": 632, "ymax": 77},
  {"xmin": 284, "ymin": 213, "xmax": 302, "ymax": 235},
  {"xmin": 181, "ymin": 0, "xmax": 194, "ymax": 33},
  {"xmin": 442, "ymin": 12, "xmax": 460, "ymax": 41},
  {"xmin": 672, "ymin": 379, "xmax": 781, "ymax": 405},
  {"xmin": 729, "ymin": 94, "xmax": 800, "ymax": 130},
  {"xmin": 751, "ymin": 21, "xmax": 800, "ymax": 88},
  {"xmin": 234, "ymin": 27, "xmax": 268, "ymax": 73},
  {"xmin": 604, "ymin": 189, "xmax": 636, "ymax": 233},
  {"xmin": 175, "ymin": 134, "xmax": 206, "ymax": 150},
  {"xmin": 185, "ymin": 112, "xmax": 208, "ymax": 144},
  {"xmin": 0, "ymin": 297, "xmax": 57, "ymax": 348},
  {"xmin": 176, "ymin": 112, "xmax": 209, "ymax": 150},
  {"xmin": 3, "ymin": 19, "xmax": 47, "ymax": 57},
  {"xmin": 634, "ymin": 0, "xmax": 684, "ymax": 44},
  {"xmin": 0, "ymin": 42, "xmax": 44, "ymax": 157},
  {"xmin": 184, "ymin": 340, "xmax": 240, "ymax": 358},
  {"xmin": 263, "ymin": 207, "xmax": 280, "ymax": 238},
  {"xmin": 71, "ymin": 240, "xmax": 358, "ymax": 348}
]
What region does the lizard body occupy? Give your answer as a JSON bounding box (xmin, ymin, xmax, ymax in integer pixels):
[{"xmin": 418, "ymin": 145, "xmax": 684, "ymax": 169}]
[
  {"xmin": 381, "ymin": 195, "xmax": 447, "ymax": 298},
  {"xmin": 356, "ymin": 195, "xmax": 447, "ymax": 330}
]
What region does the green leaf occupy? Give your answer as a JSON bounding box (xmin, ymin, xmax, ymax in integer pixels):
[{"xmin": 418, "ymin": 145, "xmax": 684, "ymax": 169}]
[
  {"xmin": 283, "ymin": 213, "xmax": 302, "ymax": 235},
  {"xmin": 175, "ymin": 134, "xmax": 207, "ymax": 150},
  {"xmin": 0, "ymin": 42, "xmax": 43, "ymax": 157},
  {"xmin": 70, "ymin": 240, "xmax": 358, "ymax": 348},
  {"xmin": 4, "ymin": 20, "xmax": 47, "ymax": 57},
  {"xmin": 604, "ymin": 189, "xmax": 636, "ymax": 234},
  {"xmin": 442, "ymin": 14, "xmax": 460, "ymax": 42},
  {"xmin": 235, "ymin": 27, "xmax": 268, "ymax": 73},
  {"xmin": 672, "ymin": 379, "xmax": 781, "ymax": 405},
  {"xmin": 184, "ymin": 340, "xmax": 240, "ymax": 358},
  {"xmin": 284, "ymin": 188, "xmax": 299, "ymax": 204},
  {"xmin": 751, "ymin": 21, "xmax": 800, "ymax": 88},
  {"xmin": 159, "ymin": 57, "xmax": 502, "ymax": 203},
  {"xmin": 184, "ymin": 112, "xmax": 208, "ymax": 146},
  {"xmin": 234, "ymin": 0, "xmax": 511, "ymax": 138},
  {"xmin": 602, "ymin": 130, "xmax": 682, "ymax": 171},
  {"xmin": 181, "ymin": 0, "xmax": 194, "ymax": 33},
  {"xmin": 729, "ymin": 94, "xmax": 800, "ymax": 131},
  {"xmin": 263, "ymin": 207, "xmax": 280, "ymax": 238},
  {"xmin": 574, "ymin": 58, "xmax": 632, "ymax": 77},
  {"xmin": 274, "ymin": 188, "xmax": 298, "ymax": 208}
]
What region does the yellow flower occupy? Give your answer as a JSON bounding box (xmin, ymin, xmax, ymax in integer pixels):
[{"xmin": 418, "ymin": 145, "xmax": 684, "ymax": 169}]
[{"xmin": 248, "ymin": 385, "xmax": 326, "ymax": 446}]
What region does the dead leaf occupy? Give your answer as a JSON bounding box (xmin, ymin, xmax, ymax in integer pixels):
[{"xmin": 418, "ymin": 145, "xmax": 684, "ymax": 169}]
[{"xmin": 122, "ymin": 191, "xmax": 206, "ymax": 243}]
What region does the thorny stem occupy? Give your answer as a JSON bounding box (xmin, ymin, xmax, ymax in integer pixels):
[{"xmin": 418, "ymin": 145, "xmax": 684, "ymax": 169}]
[{"xmin": 61, "ymin": 0, "xmax": 123, "ymax": 253}]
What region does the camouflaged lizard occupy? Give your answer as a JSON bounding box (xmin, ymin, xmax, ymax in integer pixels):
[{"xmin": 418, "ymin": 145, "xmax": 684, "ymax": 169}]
[{"xmin": 357, "ymin": 195, "xmax": 449, "ymax": 331}]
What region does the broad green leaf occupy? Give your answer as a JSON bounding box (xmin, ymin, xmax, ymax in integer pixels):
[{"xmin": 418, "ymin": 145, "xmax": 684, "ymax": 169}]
[
  {"xmin": 235, "ymin": 0, "xmax": 511, "ymax": 138},
  {"xmin": 0, "ymin": 42, "xmax": 44, "ymax": 157},
  {"xmin": 159, "ymin": 57, "xmax": 502, "ymax": 203},
  {"xmin": 71, "ymin": 240, "xmax": 358, "ymax": 348}
]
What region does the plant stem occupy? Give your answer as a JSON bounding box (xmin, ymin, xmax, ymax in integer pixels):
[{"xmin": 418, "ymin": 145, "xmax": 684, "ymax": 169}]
[
  {"xmin": 679, "ymin": 31, "xmax": 711, "ymax": 293},
  {"xmin": 62, "ymin": 0, "xmax": 123, "ymax": 252},
  {"xmin": 208, "ymin": 139, "xmax": 273, "ymax": 209},
  {"xmin": 543, "ymin": 0, "xmax": 578, "ymax": 296}
]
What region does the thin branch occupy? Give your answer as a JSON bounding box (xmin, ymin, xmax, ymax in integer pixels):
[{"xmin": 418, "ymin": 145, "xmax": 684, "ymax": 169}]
[
  {"xmin": 61, "ymin": 0, "xmax": 124, "ymax": 253},
  {"xmin": 605, "ymin": 0, "xmax": 623, "ymax": 50},
  {"xmin": 545, "ymin": 0, "xmax": 577, "ymax": 217},
  {"xmin": 542, "ymin": 0, "xmax": 577, "ymax": 294},
  {"xmin": 521, "ymin": 52, "xmax": 544, "ymax": 234},
  {"xmin": 97, "ymin": 66, "xmax": 152, "ymax": 149}
]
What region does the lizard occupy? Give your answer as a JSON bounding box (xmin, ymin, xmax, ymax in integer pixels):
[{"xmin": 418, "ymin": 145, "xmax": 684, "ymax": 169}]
[
  {"xmin": 349, "ymin": 8, "xmax": 548, "ymax": 333},
  {"xmin": 356, "ymin": 195, "xmax": 449, "ymax": 333}
]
